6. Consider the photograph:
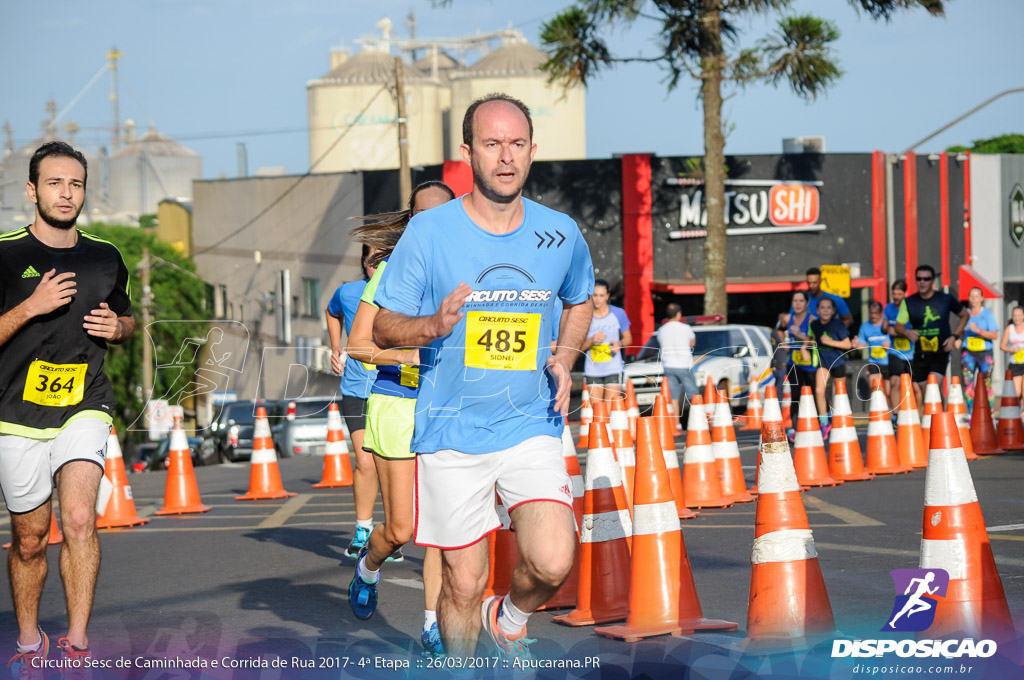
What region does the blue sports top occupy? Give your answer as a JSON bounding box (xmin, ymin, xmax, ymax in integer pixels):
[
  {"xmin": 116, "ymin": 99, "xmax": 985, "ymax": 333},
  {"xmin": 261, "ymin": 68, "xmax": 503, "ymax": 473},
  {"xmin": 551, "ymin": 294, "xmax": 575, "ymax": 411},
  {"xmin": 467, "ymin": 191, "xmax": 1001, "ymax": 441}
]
[
  {"xmin": 884, "ymin": 302, "xmax": 914, "ymax": 360},
  {"xmin": 374, "ymin": 197, "xmax": 594, "ymax": 454},
  {"xmin": 360, "ymin": 260, "xmax": 419, "ymax": 399},
  {"xmin": 327, "ymin": 280, "xmax": 377, "ymax": 399},
  {"xmin": 857, "ymin": 319, "xmax": 889, "ymax": 366}
]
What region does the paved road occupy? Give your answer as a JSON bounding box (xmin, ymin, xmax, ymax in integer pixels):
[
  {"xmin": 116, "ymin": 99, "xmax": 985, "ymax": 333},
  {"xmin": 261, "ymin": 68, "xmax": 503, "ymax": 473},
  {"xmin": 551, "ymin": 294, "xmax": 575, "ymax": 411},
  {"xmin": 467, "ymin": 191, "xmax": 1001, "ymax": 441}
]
[{"xmin": 1, "ymin": 430, "xmax": 1021, "ymax": 679}]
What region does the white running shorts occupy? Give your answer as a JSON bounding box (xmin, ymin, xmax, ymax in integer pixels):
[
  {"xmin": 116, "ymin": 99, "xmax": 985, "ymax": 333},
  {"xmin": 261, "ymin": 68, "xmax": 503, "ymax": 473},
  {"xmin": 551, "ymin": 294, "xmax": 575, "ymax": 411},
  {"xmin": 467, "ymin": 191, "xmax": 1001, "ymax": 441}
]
[
  {"xmin": 414, "ymin": 435, "xmax": 573, "ymax": 549},
  {"xmin": 0, "ymin": 418, "xmax": 109, "ymax": 513}
]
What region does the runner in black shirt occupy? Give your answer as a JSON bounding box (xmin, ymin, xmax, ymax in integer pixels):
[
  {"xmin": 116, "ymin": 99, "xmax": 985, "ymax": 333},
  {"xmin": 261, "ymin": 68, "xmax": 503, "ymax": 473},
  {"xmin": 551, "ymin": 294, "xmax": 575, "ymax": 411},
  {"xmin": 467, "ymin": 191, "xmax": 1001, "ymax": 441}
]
[
  {"xmin": 895, "ymin": 264, "xmax": 968, "ymax": 398},
  {"xmin": 0, "ymin": 142, "xmax": 134, "ymax": 676}
]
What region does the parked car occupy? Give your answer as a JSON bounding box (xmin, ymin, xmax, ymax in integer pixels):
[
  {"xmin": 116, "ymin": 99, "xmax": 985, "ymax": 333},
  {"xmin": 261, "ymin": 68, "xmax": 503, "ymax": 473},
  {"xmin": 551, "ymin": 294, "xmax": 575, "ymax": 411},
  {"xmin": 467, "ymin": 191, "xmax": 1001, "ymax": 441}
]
[
  {"xmin": 129, "ymin": 443, "xmax": 159, "ymax": 473},
  {"xmin": 625, "ymin": 324, "xmax": 777, "ymax": 411},
  {"xmin": 275, "ymin": 396, "xmax": 338, "ymax": 457},
  {"xmin": 202, "ymin": 400, "xmax": 284, "ymax": 463},
  {"xmin": 134, "ymin": 435, "xmax": 205, "ymax": 472}
]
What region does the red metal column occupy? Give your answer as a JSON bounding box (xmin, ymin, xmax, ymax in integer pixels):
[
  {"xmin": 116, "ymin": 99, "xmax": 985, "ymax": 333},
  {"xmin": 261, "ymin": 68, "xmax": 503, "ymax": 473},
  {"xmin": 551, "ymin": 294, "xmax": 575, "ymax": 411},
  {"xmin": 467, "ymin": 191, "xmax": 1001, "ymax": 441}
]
[
  {"xmin": 939, "ymin": 152, "xmax": 951, "ymax": 289},
  {"xmin": 903, "ymin": 152, "xmax": 918, "ymax": 284},
  {"xmin": 871, "ymin": 151, "xmax": 888, "ymax": 302},
  {"xmin": 442, "ymin": 160, "xmax": 473, "ymax": 198},
  {"xmin": 963, "ymin": 151, "xmax": 972, "ymax": 269},
  {"xmin": 621, "ymin": 154, "xmax": 655, "ymax": 353}
]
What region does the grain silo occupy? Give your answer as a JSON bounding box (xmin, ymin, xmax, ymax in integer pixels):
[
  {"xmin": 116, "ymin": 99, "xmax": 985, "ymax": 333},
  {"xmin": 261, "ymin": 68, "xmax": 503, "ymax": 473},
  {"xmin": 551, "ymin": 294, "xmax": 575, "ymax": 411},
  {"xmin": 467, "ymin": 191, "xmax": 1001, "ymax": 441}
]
[
  {"xmin": 448, "ymin": 38, "xmax": 586, "ymax": 161},
  {"xmin": 307, "ymin": 46, "xmax": 442, "ymax": 173},
  {"xmin": 414, "ymin": 49, "xmax": 461, "ymax": 156},
  {"xmin": 108, "ymin": 128, "xmax": 201, "ymax": 219}
]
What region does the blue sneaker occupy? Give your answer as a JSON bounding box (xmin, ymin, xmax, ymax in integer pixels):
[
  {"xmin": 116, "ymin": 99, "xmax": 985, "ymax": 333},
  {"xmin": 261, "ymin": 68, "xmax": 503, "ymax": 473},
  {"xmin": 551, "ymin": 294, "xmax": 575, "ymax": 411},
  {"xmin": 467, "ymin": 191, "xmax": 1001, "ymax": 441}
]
[
  {"xmin": 8, "ymin": 628, "xmax": 49, "ymax": 680},
  {"xmin": 345, "ymin": 525, "xmax": 370, "ymax": 559},
  {"xmin": 348, "ymin": 548, "xmax": 379, "ymax": 620},
  {"xmin": 385, "ymin": 547, "xmax": 404, "ymax": 563},
  {"xmin": 420, "ymin": 622, "xmax": 445, "ymax": 657}
]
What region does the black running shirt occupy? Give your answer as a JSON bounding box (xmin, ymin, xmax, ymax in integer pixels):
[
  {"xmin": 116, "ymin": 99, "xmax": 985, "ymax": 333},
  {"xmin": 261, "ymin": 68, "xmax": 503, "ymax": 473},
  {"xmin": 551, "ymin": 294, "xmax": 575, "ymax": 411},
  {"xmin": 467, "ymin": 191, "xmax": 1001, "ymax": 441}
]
[
  {"xmin": 0, "ymin": 227, "xmax": 132, "ymax": 438},
  {"xmin": 896, "ymin": 291, "xmax": 963, "ymax": 354}
]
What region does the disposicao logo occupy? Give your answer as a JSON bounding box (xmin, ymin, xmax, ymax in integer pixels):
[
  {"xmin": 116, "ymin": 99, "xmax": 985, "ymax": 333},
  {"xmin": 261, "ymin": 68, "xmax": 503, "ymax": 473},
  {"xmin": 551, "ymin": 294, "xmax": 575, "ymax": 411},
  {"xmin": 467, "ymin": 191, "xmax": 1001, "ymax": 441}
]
[{"xmin": 882, "ymin": 568, "xmax": 948, "ymax": 632}]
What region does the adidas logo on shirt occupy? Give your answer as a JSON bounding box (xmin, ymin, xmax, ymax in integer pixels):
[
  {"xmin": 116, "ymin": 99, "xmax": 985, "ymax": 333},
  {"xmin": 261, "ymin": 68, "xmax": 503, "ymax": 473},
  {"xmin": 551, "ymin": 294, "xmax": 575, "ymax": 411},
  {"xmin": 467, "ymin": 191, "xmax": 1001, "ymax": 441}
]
[{"xmin": 22, "ymin": 265, "xmax": 41, "ymax": 279}]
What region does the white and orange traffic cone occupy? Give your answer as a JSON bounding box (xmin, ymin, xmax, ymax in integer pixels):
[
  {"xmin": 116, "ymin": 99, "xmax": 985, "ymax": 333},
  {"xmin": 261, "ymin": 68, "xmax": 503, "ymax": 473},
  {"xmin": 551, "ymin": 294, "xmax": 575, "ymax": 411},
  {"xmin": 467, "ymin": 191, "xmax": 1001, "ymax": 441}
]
[
  {"xmin": 996, "ymin": 370, "xmax": 1024, "ymax": 450},
  {"xmin": 920, "ymin": 413, "xmax": 1016, "ymax": 641},
  {"xmin": 682, "ymin": 395, "xmax": 733, "ymax": 509},
  {"xmin": 610, "ymin": 395, "xmax": 636, "ymax": 515},
  {"xmin": 539, "ymin": 424, "xmax": 584, "ymax": 611},
  {"xmin": 864, "ymin": 386, "xmax": 909, "ymax": 475},
  {"xmin": 969, "ymin": 373, "xmax": 1003, "ymax": 455},
  {"xmin": 947, "ymin": 377, "xmax": 979, "ymax": 461},
  {"xmin": 236, "ymin": 407, "xmax": 297, "ymax": 501},
  {"xmin": 97, "ymin": 427, "xmax": 149, "ymax": 529},
  {"xmin": 661, "ymin": 379, "xmax": 682, "ymax": 436},
  {"xmin": 624, "ymin": 380, "xmax": 641, "ymax": 440},
  {"xmin": 155, "ymin": 420, "xmax": 210, "ymax": 515},
  {"xmin": 577, "ymin": 389, "xmax": 593, "ymax": 449},
  {"xmin": 711, "ymin": 392, "xmax": 754, "ymax": 503},
  {"xmin": 313, "ymin": 402, "xmax": 354, "ymax": 488},
  {"xmin": 781, "ymin": 380, "xmax": 793, "ymax": 430},
  {"xmin": 655, "ymin": 395, "xmax": 697, "ymax": 520},
  {"xmin": 792, "ymin": 387, "xmax": 841, "ymax": 488},
  {"xmin": 745, "ymin": 418, "xmax": 835, "ymax": 648},
  {"xmin": 482, "ymin": 493, "xmax": 519, "ymax": 599},
  {"xmin": 827, "ymin": 381, "xmax": 874, "ymax": 482},
  {"xmin": 554, "ymin": 412, "xmax": 632, "ymax": 627},
  {"xmin": 919, "ymin": 374, "xmax": 943, "ymax": 454},
  {"xmin": 742, "ymin": 378, "xmax": 763, "ymax": 431},
  {"xmin": 703, "ymin": 375, "xmax": 717, "ymax": 427},
  {"xmin": 750, "ymin": 384, "xmax": 784, "ymax": 495}
]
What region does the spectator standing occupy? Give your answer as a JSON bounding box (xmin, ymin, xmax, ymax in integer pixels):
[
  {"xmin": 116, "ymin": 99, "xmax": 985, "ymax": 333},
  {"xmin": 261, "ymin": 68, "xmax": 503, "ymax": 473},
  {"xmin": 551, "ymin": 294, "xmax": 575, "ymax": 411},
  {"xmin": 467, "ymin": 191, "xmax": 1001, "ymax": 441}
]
[
  {"xmin": 581, "ymin": 279, "xmax": 632, "ymax": 405},
  {"xmin": 655, "ymin": 303, "xmax": 698, "ymax": 421}
]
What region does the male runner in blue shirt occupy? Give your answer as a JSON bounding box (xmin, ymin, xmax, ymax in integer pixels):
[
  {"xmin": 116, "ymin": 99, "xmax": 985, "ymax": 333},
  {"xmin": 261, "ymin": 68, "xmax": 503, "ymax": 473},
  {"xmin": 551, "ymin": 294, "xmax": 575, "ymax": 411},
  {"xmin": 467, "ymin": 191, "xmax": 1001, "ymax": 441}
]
[{"xmin": 371, "ymin": 94, "xmax": 593, "ymax": 660}]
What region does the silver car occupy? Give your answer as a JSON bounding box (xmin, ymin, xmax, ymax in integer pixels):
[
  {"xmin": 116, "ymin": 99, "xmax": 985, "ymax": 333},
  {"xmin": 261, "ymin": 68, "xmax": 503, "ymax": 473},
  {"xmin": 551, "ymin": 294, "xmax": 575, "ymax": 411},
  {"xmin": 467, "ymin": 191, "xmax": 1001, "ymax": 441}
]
[{"xmin": 275, "ymin": 396, "xmax": 338, "ymax": 457}]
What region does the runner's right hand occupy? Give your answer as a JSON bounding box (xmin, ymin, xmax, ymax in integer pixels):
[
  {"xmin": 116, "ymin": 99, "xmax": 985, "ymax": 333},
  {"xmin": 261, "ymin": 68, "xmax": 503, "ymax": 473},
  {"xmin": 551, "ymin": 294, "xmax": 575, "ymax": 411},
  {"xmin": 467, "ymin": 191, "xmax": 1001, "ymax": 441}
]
[{"xmin": 25, "ymin": 269, "xmax": 76, "ymax": 317}]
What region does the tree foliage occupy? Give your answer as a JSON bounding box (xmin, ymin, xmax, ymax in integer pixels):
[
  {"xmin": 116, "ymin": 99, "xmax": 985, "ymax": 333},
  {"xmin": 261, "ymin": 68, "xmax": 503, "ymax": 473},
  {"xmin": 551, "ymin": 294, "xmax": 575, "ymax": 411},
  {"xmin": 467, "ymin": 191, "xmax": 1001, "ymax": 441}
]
[
  {"xmin": 83, "ymin": 223, "xmax": 211, "ymax": 438},
  {"xmin": 947, "ymin": 133, "xmax": 1024, "ymax": 155}
]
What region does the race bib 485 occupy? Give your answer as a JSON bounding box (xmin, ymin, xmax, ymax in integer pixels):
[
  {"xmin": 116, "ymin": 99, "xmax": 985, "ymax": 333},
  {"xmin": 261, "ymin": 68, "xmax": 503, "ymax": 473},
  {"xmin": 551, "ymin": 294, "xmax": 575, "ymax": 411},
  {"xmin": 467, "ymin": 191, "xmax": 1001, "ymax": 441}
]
[{"xmin": 464, "ymin": 312, "xmax": 541, "ymax": 371}]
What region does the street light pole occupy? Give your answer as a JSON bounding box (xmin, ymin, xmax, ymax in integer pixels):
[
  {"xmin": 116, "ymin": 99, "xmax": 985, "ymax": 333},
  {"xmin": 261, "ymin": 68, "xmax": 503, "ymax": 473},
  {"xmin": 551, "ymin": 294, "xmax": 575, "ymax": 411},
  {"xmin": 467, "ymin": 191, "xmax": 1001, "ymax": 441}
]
[{"xmin": 903, "ymin": 87, "xmax": 1024, "ymax": 152}]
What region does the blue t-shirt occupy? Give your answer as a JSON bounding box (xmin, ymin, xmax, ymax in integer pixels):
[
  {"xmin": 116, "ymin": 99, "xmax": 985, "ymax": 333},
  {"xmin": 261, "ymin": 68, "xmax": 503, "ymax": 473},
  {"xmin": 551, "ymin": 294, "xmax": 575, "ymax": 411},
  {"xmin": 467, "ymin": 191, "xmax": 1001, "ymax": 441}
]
[
  {"xmin": 857, "ymin": 319, "xmax": 889, "ymax": 366},
  {"xmin": 326, "ymin": 280, "xmax": 377, "ymax": 399},
  {"xmin": 375, "ymin": 197, "xmax": 594, "ymax": 454},
  {"xmin": 790, "ymin": 291, "xmax": 850, "ymax": 319},
  {"xmin": 884, "ymin": 302, "xmax": 914, "ymax": 361},
  {"xmin": 963, "ymin": 307, "xmax": 998, "ymax": 353},
  {"xmin": 787, "ymin": 312, "xmax": 815, "ymax": 372},
  {"xmin": 584, "ymin": 305, "xmax": 630, "ymax": 378},
  {"xmin": 809, "ymin": 317, "xmax": 850, "ymax": 369}
]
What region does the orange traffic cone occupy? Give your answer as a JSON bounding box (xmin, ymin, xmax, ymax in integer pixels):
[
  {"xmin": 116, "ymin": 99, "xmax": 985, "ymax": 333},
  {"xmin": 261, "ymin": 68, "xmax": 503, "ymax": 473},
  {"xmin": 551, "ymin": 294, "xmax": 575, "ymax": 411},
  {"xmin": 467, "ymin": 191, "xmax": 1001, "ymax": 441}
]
[
  {"xmin": 703, "ymin": 375, "xmax": 717, "ymax": 426},
  {"xmin": 781, "ymin": 380, "xmax": 793, "ymax": 430},
  {"xmin": 711, "ymin": 392, "xmax": 754, "ymax": 503},
  {"xmin": 742, "ymin": 379, "xmax": 763, "ymax": 431},
  {"xmin": 313, "ymin": 402, "xmax": 354, "ymax": 488},
  {"xmin": 682, "ymin": 395, "xmax": 733, "ymax": 508},
  {"xmin": 865, "ymin": 385, "xmax": 909, "ymax": 475},
  {"xmin": 947, "ymin": 377, "xmax": 979, "ymax": 461},
  {"xmin": 554, "ymin": 411, "xmax": 632, "ymax": 627},
  {"xmin": 610, "ymin": 395, "xmax": 636, "ymax": 515},
  {"xmin": 920, "ymin": 413, "xmax": 1016, "ymax": 640},
  {"xmin": 539, "ymin": 424, "xmax": 583, "ymax": 611},
  {"xmin": 97, "ymin": 427, "xmax": 149, "ymax": 529},
  {"xmin": 577, "ymin": 390, "xmax": 593, "ymax": 449},
  {"xmin": 827, "ymin": 380, "xmax": 874, "ymax": 482},
  {"xmin": 745, "ymin": 418, "xmax": 835, "ymax": 648},
  {"xmin": 792, "ymin": 387, "xmax": 841, "ymax": 487},
  {"xmin": 750, "ymin": 384, "xmax": 784, "ymax": 495},
  {"xmin": 482, "ymin": 493, "xmax": 519, "ymax": 599},
  {"xmin": 595, "ymin": 418, "xmax": 684, "ymax": 641},
  {"xmin": 920, "ymin": 374, "xmax": 943, "ymax": 453},
  {"xmin": 236, "ymin": 407, "xmax": 296, "ymax": 501},
  {"xmin": 660, "ymin": 379, "xmax": 682, "ymax": 436},
  {"xmin": 996, "ymin": 370, "xmax": 1024, "ymax": 450},
  {"xmin": 155, "ymin": 421, "xmax": 210, "ymax": 515},
  {"xmin": 655, "ymin": 396, "xmax": 697, "ymax": 519},
  {"xmin": 624, "ymin": 380, "xmax": 640, "ymax": 440},
  {"xmin": 969, "ymin": 373, "xmax": 1003, "ymax": 455}
]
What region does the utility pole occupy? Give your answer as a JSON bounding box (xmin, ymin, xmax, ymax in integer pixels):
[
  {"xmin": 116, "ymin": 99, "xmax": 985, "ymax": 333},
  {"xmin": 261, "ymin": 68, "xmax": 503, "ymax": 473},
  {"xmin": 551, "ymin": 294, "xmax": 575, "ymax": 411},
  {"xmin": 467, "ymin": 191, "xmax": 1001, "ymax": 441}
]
[
  {"xmin": 394, "ymin": 57, "xmax": 411, "ymax": 208},
  {"xmin": 107, "ymin": 47, "xmax": 122, "ymax": 151},
  {"xmin": 140, "ymin": 247, "xmax": 153, "ymax": 418}
]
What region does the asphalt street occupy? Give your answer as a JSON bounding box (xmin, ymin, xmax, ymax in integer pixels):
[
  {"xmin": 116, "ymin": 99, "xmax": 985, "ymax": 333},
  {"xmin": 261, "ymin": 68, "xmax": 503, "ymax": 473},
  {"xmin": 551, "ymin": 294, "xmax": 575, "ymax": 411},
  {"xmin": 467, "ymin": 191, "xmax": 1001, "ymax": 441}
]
[{"xmin": 1, "ymin": 428, "xmax": 1022, "ymax": 679}]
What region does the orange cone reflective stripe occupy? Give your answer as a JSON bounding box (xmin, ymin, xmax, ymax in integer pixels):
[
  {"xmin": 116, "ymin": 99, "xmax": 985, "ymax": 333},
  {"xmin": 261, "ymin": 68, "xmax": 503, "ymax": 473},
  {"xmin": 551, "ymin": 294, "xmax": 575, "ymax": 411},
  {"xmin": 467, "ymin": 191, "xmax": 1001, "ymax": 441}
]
[
  {"xmin": 996, "ymin": 370, "xmax": 1024, "ymax": 450},
  {"xmin": 610, "ymin": 395, "xmax": 636, "ymax": 515},
  {"xmin": 743, "ymin": 379, "xmax": 763, "ymax": 431},
  {"xmin": 865, "ymin": 386, "xmax": 909, "ymax": 475},
  {"xmin": 792, "ymin": 387, "xmax": 841, "ymax": 487},
  {"xmin": 97, "ymin": 427, "xmax": 149, "ymax": 529},
  {"xmin": 236, "ymin": 406, "xmax": 297, "ymax": 501},
  {"xmin": 827, "ymin": 381, "xmax": 874, "ymax": 482},
  {"xmin": 682, "ymin": 395, "xmax": 733, "ymax": 508},
  {"xmin": 155, "ymin": 420, "xmax": 210, "ymax": 515},
  {"xmin": 947, "ymin": 377, "xmax": 979, "ymax": 461},
  {"xmin": 968, "ymin": 373, "xmax": 1003, "ymax": 455},
  {"xmin": 920, "ymin": 374, "xmax": 943, "ymax": 454},
  {"xmin": 711, "ymin": 392, "xmax": 754, "ymax": 503},
  {"xmin": 313, "ymin": 402, "xmax": 355, "ymax": 488},
  {"xmin": 655, "ymin": 396, "xmax": 697, "ymax": 519}
]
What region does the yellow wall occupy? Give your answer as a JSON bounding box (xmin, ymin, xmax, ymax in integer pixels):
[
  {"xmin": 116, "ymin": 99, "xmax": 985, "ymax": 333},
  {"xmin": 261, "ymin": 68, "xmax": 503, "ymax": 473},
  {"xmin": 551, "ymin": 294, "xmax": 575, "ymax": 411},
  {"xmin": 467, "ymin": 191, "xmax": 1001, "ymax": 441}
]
[{"xmin": 156, "ymin": 201, "xmax": 192, "ymax": 257}]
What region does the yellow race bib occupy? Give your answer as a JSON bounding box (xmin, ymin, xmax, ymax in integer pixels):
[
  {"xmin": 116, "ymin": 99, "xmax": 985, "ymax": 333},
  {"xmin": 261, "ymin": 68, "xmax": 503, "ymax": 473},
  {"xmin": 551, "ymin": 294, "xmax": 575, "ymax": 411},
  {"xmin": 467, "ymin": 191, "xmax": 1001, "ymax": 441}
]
[
  {"xmin": 590, "ymin": 343, "xmax": 612, "ymax": 363},
  {"xmin": 966, "ymin": 336, "xmax": 985, "ymax": 352},
  {"xmin": 894, "ymin": 337, "xmax": 911, "ymax": 351},
  {"xmin": 792, "ymin": 349, "xmax": 812, "ymax": 366},
  {"xmin": 870, "ymin": 346, "xmax": 887, "ymax": 360},
  {"xmin": 920, "ymin": 336, "xmax": 939, "ymax": 353},
  {"xmin": 464, "ymin": 312, "xmax": 541, "ymax": 371},
  {"xmin": 1013, "ymin": 349, "xmax": 1024, "ymax": 364},
  {"xmin": 23, "ymin": 360, "xmax": 87, "ymax": 407},
  {"xmin": 399, "ymin": 364, "xmax": 419, "ymax": 388}
]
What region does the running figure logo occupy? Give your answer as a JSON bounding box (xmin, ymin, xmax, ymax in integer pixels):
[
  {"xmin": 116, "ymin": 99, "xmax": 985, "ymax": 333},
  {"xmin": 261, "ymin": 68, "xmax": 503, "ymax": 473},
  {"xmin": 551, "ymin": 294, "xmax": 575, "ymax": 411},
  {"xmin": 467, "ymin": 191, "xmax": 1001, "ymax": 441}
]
[{"xmin": 881, "ymin": 568, "xmax": 949, "ymax": 632}]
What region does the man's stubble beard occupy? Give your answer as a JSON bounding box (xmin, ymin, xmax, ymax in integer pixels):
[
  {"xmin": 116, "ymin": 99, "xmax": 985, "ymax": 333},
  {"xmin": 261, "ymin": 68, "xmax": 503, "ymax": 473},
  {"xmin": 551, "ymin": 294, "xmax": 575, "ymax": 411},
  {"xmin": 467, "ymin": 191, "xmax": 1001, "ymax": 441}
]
[{"xmin": 471, "ymin": 158, "xmax": 530, "ymax": 206}]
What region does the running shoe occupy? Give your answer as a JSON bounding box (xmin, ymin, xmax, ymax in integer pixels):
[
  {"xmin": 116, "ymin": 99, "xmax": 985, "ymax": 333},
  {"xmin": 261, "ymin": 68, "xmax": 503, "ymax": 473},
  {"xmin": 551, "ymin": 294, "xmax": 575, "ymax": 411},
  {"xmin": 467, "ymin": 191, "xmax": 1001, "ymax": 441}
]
[
  {"xmin": 385, "ymin": 547, "xmax": 404, "ymax": 563},
  {"xmin": 479, "ymin": 596, "xmax": 535, "ymax": 662},
  {"xmin": 56, "ymin": 638, "xmax": 90, "ymax": 680},
  {"xmin": 821, "ymin": 423, "xmax": 832, "ymax": 442},
  {"xmin": 345, "ymin": 525, "xmax": 371, "ymax": 559},
  {"xmin": 348, "ymin": 547, "xmax": 379, "ymax": 620},
  {"xmin": 7, "ymin": 629, "xmax": 49, "ymax": 680},
  {"xmin": 420, "ymin": 622, "xmax": 445, "ymax": 658}
]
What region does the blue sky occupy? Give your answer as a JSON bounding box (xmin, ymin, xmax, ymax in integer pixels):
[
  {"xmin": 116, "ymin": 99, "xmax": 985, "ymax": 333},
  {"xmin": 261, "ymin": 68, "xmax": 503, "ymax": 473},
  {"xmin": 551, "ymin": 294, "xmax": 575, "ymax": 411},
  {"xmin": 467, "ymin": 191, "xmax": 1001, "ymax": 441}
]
[{"xmin": 1, "ymin": 0, "xmax": 1021, "ymax": 179}]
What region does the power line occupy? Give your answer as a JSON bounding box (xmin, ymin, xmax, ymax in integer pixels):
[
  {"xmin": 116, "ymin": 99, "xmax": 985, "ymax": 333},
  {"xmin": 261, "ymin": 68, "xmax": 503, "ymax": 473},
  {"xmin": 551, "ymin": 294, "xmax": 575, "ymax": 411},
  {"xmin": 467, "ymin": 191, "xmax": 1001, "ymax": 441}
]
[{"xmin": 192, "ymin": 84, "xmax": 389, "ymax": 257}]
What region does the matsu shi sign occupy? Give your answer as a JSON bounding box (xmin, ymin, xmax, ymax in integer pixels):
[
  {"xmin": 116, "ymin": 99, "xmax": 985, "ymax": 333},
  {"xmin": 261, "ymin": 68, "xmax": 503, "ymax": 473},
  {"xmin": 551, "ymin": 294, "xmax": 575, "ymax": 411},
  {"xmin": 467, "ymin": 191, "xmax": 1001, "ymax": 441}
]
[{"xmin": 666, "ymin": 178, "xmax": 825, "ymax": 239}]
